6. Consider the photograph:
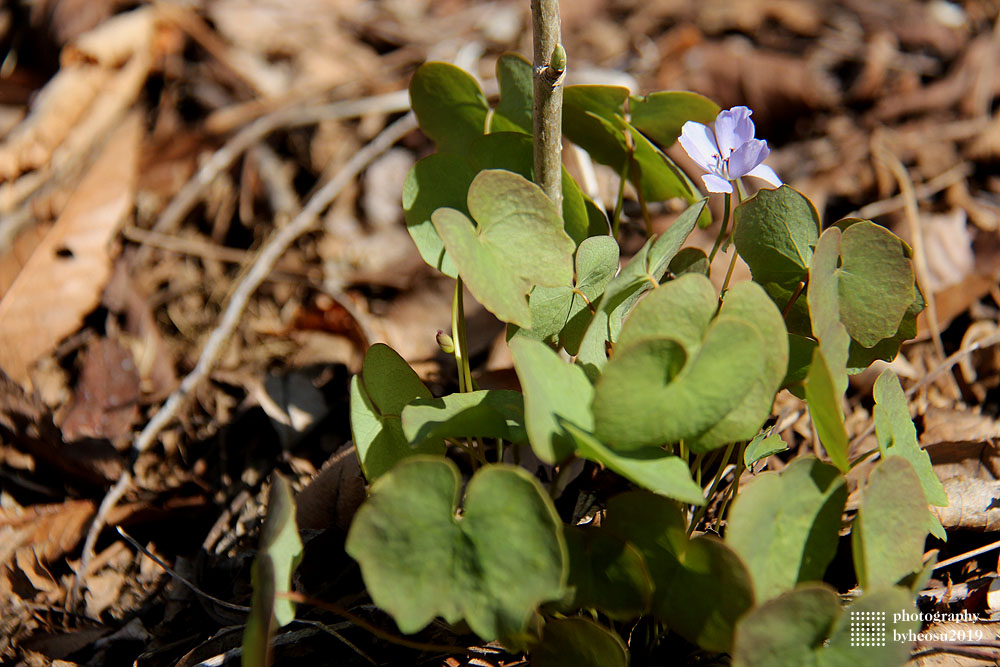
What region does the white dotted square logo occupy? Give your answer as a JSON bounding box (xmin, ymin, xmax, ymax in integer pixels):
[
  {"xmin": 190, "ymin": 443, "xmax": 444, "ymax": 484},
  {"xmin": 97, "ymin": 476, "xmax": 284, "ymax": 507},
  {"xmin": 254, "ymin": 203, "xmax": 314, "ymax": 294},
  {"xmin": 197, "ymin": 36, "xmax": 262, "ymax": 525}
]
[{"xmin": 850, "ymin": 610, "xmax": 886, "ymax": 647}]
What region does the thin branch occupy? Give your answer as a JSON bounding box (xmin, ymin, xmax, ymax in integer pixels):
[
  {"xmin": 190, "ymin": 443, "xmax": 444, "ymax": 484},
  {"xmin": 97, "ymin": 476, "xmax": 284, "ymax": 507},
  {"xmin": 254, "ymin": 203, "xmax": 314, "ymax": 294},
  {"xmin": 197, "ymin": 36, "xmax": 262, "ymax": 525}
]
[{"xmin": 531, "ymin": 0, "xmax": 565, "ymax": 209}]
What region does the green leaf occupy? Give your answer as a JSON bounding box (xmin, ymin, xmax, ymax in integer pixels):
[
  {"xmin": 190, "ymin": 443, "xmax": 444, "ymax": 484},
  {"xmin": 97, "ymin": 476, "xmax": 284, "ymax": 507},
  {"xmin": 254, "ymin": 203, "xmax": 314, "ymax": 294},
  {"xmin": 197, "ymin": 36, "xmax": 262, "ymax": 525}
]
[
  {"xmin": 594, "ymin": 276, "xmax": 765, "ymax": 452},
  {"xmin": 605, "ymin": 491, "xmax": 754, "ymax": 652},
  {"xmin": 873, "ymin": 369, "xmax": 948, "ymax": 507},
  {"xmin": 561, "ymin": 526, "xmax": 653, "ymax": 619},
  {"xmin": 846, "ymin": 288, "xmax": 923, "ymax": 373},
  {"xmin": 733, "ymin": 186, "xmax": 820, "ymax": 285},
  {"xmin": 686, "ymin": 281, "xmax": 789, "ymax": 451},
  {"xmin": 726, "ymin": 457, "xmax": 847, "ymax": 602},
  {"xmin": 808, "ymin": 226, "xmax": 851, "ymax": 396},
  {"xmin": 509, "ymin": 337, "xmax": 594, "ymax": 463},
  {"xmin": 490, "ymin": 53, "xmax": 533, "ymax": 135},
  {"xmin": 242, "ymin": 474, "xmax": 303, "ymax": 666},
  {"xmin": 563, "ymin": 85, "xmax": 631, "ymax": 167},
  {"xmin": 510, "ymin": 235, "xmax": 619, "ymax": 354},
  {"xmin": 669, "ymin": 246, "xmax": 710, "ymax": 277},
  {"xmin": 803, "ymin": 345, "xmax": 850, "ymax": 473},
  {"xmin": 852, "ymin": 456, "xmax": 932, "ymax": 589},
  {"xmin": 563, "ymin": 85, "xmax": 704, "ymax": 209},
  {"xmin": 402, "ymin": 154, "xmax": 475, "ymax": 277},
  {"xmin": 744, "ymin": 431, "xmax": 789, "ymax": 468},
  {"xmin": 836, "ymin": 221, "xmax": 915, "ymax": 348},
  {"xmin": 346, "ymin": 457, "xmax": 567, "ymax": 641},
  {"xmin": 629, "ymin": 91, "xmax": 719, "ymax": 147},
  {"xmin": 401, "ymin": 389, "xmax": 526, "ymax": 447},
  {"xmin": 564, "ymin": 422, "xmax": 704, "ymax": 504},
  {"xmin": 783, "ymin": 334, "xmax": 817, "ymax": 391},
  {"xmin": 732, "ymin": 584, "xmax": 919, "ymax": 667},
  {"xmin": 576, "ymin": 198, "xmax": 705, "ymax": 377},
  {"xmin": 350, "ymin": 344, "xmax": 443, "ymax": 481},
  {"xmin": 532, "ymin": 617, "xmax": 629, "ymax": 667},
  {"xmin": 468, "ymin": 132, "xmax": 605, "ymax": 245},
  {"xmin": 409, "ymin": 62, "xmax": 488, "ymax": 154},
  {"xmin": 432, "ymin": 169, "xmax": 575, "ymax": 327}
]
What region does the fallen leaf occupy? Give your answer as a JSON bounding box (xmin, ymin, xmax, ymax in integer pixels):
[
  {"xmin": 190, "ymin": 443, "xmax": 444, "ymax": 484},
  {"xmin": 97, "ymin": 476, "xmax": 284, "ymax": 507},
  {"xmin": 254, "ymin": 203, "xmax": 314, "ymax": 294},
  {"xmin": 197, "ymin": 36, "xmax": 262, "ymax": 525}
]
[
  {"xmin": 59, "ymin": 336, "xmax": 140, "ymax": 447},
  {"xmin": 0, "ymin": 112, "xmax": 140, "ymax": 389},
  {"xmin": 927, "ymin": 441, "xmax": 1000, "ymax": 531}
]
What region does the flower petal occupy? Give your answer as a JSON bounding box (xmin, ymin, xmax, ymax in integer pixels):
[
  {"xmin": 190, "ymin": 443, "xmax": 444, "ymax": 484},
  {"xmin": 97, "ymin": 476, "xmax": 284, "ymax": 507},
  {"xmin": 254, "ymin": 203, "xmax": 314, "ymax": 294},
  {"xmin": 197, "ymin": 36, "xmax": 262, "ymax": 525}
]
[
  {"xmin": 702, "ymin": 173, "xmax": 733, "ymax": 193},
  {"xmin": 727, "ymin": 139, "xmax": 769, "ymax": 179},
  {"xmin": 679, "ymin": 121, "xmax": 720, "ymax": 172},
  {"xmin": 714, "ymin": 106, "xmax": 755, "ymax": 156},
  {"xmin": 746, "ymin": 163, "xmax": 783, "ymax": 188}
]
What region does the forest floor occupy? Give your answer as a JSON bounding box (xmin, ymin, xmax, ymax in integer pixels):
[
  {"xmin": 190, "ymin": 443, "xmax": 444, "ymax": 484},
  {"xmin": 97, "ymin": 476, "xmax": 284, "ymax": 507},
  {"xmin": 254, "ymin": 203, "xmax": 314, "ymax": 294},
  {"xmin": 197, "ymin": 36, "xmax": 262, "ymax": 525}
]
[{"xmin": 2, "ymin": 1, "xmax": 1000, "ymax": 665}]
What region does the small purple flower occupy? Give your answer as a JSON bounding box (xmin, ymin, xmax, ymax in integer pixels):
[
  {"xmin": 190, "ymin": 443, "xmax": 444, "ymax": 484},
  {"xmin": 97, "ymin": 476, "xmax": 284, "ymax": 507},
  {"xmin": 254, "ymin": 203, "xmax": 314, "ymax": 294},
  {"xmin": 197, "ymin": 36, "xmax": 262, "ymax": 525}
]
[{"xmin": 679, "ymin": 106, "xmax": 782, "ymax": 194}]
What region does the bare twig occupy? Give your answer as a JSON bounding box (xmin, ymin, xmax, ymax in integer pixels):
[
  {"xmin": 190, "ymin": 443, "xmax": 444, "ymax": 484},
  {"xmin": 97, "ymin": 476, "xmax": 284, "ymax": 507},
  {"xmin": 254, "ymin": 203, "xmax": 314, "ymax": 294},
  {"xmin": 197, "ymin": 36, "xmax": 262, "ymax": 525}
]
[
  {"xmin": 531, "ymin": 0, "xmax": 564, "ymax": 209},
  {"xmin": 74, "ymin": 112, "xmax": 418, "ymax": 601},
  {"xmin": 146, "ymin": 90, "xmax": 410, "ymax": 240}
]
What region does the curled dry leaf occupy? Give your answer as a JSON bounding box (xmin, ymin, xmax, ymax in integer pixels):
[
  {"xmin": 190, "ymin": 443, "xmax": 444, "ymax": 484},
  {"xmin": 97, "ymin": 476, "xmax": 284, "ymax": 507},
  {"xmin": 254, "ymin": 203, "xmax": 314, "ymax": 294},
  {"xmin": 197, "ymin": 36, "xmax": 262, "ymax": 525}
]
[
  {"xmin": 927, "ymin": 441, "xmax": 1000, "ymax": 532},
  {"xmin": 0, "ymin": 113, "xmax": 140, "ymax": 389}
]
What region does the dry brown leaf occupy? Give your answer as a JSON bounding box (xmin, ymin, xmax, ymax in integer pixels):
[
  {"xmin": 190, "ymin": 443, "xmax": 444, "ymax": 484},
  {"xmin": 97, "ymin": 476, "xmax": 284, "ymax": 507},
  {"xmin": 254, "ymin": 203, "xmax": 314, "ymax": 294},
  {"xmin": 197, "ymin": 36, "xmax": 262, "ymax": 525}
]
[
  {"xmin": 59, "ymin": 336, "xmax": 140, "ymax": 447},
  {"xmin": 928, "ymin": 441, "xmax": 1000, "ymax": 532},
  {"xmin": 0, "ymin": 6, "xmax": 153, "ymax": 213},
  {"xmin": 0, "ymin": 113, "xmax": 140, "ymax": 389},
  {"xmin": 0, "ymin": 499, "xmax": 95, "ymax": 565},
  {"xmin": 295, "ymin": 444, "xmax": 366, "ymax": 532}
]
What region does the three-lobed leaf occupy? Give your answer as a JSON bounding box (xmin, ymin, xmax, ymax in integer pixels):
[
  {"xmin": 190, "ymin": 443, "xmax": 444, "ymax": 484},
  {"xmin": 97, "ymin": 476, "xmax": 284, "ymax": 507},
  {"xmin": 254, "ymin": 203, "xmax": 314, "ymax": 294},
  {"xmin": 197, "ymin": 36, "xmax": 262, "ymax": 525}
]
[{"xmin": 401, "ymin": 389, "xmax": 526, "ymax": 447}]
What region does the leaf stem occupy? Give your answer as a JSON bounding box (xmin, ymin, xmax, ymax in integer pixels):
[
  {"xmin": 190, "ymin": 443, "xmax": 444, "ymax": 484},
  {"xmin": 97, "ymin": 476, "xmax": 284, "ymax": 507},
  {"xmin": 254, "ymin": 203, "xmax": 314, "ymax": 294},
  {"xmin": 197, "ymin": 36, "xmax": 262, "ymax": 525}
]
[
  {"xmin": 688, "ymin": 440, "xmax": 736, "ymax": 535},
  {"xmin": 707, "ymin": 191, "xmax": 731, "ymax": 264},
  {"xmin": 781, "ymin": 278, "xmax": 808, "ymax": 319},
  {"xmin": 611, "ymin": 156, "xmax": 629, "ymax": 238},
  {"xmin": 451, "ymin": 279, "xmax": 474, "ymax": 393},
  {"xmin": 713, "ymin": 441, "xmax": 747, "ymax": 533}
]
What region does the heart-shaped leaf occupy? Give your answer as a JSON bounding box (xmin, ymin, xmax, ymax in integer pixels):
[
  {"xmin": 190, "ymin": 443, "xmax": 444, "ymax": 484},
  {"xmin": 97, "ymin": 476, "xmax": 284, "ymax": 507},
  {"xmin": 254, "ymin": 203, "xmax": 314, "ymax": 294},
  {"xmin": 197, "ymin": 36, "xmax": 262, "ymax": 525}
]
[
  {"xmin": 732, "ymin": 584, "xmax": 919, "ymax": 667},
  {"xmin": 401, "ymin": 389, "xmax": 526, "ymax": 447},
  {"xmin": 350, "ymin": 344, "xmax": 444, "ymax": 481},
  {"xmin": 605, "ymin": 491, "xmax": 754, "ymax": 652},
  {"xmin": 593, "ymin": 275, "xmax": 765, "ymax": 452},
  {"xmin": 576, "ymin": 198, "xmax": 705, "ymax": 378},
  {"xmin": 409, "ymin": 62, "xmax": 488, "ymax": 154},
  {"xmin": 563, "ymin": 422, "xmax": 705, "ymax": 504},
  {"xmin": 561, "ymin": 525, "xmax": 653, "ymax": 620},
  {"xmin": 726, "ymin": 457, "xmax": 847, "ymax": 602},
  {"xmin": 432, "ymin": 169, "xmax": 575, "ymax": 327},
  {"xmin": 509, "ymin": 336, "xmax": 593, "ymax": 463},
  {"xmin": 531, "ymin": 617, "xmax": 629, "ymax": 667},
  {"xmin": 510, "ymin": 235, "xmax": 619, "ymax": 354},
  {"xmin": 852, "ymin": 456, "xmax": 930, "ymax": 589},
  {"xmin": 733, "ymin": 186, "xmax": 820, "ymax": 286},
  {"xmin": 346, "ymin": 457, "xmax": 567, "ymax": 641}
]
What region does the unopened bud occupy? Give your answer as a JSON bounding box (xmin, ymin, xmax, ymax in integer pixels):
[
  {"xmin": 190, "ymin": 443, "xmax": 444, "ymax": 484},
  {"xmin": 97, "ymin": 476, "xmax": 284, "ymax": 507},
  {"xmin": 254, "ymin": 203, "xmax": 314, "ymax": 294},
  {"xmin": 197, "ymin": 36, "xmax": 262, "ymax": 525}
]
[{"xmin": 436, "ymin": 330, "xmax": 455, "ymax": 354}]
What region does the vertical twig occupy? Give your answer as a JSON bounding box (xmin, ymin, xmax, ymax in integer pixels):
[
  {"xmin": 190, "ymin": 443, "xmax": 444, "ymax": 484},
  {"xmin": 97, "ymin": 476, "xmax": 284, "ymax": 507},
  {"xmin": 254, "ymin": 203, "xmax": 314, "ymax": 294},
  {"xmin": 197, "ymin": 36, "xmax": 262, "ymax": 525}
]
[{"xmin": 531, "ymin": 0, "xmax": 565, "ymax": 208}]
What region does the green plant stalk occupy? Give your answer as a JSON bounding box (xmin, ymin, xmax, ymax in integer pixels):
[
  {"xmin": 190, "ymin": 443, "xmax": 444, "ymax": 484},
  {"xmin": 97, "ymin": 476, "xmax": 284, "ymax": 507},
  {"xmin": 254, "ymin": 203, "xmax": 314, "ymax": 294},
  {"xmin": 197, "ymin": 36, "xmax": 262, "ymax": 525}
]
[
  {"xmin": 451, "ymin": 279, "xmax": 474, "ymax": 393},
  {"xmin": 688, "ymin": 439, "xmax": 736, "ymax": 535},
  {"xmin": 707, "ymin": 191, "xmax": 731, "ymax": 264},
  {"xmin": 531, "ymin": 0, "xmax": 564, "ymax": 208},
  {"xmin": 713, "ymin": 441, "xmax": 747, "ymax": 532},
  {"xmin": 719, "ymin": 184, "xmax": 745, "ymax": 297}
]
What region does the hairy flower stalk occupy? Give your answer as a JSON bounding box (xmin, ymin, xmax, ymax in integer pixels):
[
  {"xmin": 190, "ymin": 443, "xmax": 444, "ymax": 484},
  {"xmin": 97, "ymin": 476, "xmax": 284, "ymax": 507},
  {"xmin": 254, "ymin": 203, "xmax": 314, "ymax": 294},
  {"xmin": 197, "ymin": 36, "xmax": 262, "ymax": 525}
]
[{"xmin": 679, "ymin": 106, "xmax": 782, "ymax": 194}]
